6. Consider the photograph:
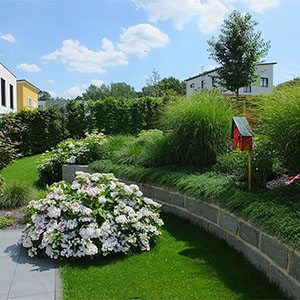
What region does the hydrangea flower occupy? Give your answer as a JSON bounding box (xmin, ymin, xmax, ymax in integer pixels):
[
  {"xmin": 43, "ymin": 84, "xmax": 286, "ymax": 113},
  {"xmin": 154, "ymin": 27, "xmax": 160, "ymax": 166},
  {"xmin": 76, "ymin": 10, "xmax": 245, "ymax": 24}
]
[{"xmin": 20, "ymin": 172, "xmax": 163, "ymax": 259}]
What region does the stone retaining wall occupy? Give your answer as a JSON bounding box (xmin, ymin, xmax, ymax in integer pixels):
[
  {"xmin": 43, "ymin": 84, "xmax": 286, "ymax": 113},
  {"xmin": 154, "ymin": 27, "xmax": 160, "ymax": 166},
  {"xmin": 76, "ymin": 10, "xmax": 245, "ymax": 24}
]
[{"xmin": 62, "ymin": 164, "xmax": 300, "ymax": 299}]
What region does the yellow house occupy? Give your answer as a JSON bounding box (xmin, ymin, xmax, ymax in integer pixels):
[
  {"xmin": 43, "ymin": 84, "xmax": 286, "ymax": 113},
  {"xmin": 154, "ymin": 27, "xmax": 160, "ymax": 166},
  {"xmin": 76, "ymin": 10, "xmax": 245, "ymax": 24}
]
[{"xmin": 17, "ymin": 79, "xmax": 39, "ymax": 111}]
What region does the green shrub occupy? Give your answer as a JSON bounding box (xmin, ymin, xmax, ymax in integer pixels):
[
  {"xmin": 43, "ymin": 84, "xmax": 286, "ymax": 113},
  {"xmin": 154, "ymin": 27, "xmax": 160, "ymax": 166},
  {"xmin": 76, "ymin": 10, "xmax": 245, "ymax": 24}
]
[
  {"xmin": 160, "ymin": 91, "xmax": 235, "ymax": 166},
  {"xmin": 0, "ymin": 181, "xmax": 33, "ymax": 209},
  {"xmin": 38, "ymin": 132, "xmax": 106, "ymax": 185},
  {"xmin": 0, "ymin": 216, "xmax": 13, "ymax": 228},
  {"xmin": 259, "ymin": 87, "xmax": 300, "ymax": 174},
  {"xmin": 214, "ymin": 135, "xmax": 284, "ymax": 186}
]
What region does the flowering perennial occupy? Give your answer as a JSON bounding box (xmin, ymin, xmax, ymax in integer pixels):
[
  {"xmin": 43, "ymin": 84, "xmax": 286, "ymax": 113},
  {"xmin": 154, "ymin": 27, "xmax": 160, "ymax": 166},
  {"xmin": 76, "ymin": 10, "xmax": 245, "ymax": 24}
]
[
  {"xmin": 37, "ymin": 132, "xmax": 106, "ymax": 185},
  {"xmin": 20, "ymin": 172, "xmax": 163, "ymax": 259}
]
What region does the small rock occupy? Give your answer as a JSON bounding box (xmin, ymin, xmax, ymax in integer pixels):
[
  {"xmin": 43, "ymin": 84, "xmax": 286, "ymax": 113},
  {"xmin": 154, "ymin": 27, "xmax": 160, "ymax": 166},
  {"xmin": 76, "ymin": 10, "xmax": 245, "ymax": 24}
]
[{"xmin": 5, "ymin": 212, "xmax": 14, "ymax": 219}]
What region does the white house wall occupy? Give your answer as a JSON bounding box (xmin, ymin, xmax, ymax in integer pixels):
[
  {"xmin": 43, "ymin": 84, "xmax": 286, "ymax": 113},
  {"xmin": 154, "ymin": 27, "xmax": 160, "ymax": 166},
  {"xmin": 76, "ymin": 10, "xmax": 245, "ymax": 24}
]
[
  {"xmin": 186, "ymin": 64, "xmax": 275, "ymax": 97},
  {"xmin": 0, "ymin": 64, "xmax": 17, "ymax": 114}
]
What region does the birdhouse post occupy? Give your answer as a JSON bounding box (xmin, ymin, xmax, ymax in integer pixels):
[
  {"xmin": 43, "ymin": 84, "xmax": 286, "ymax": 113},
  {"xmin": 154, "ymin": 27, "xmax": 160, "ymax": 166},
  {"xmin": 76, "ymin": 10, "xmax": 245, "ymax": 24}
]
[{"xmin": 231, "ymin": 117, "xmax": 254, "ymax": 191}]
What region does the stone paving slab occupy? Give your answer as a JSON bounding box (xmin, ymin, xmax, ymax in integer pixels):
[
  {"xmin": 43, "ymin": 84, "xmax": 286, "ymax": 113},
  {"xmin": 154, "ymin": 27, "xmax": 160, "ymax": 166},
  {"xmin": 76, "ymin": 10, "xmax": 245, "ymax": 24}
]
[{"xmin": 0, "ymin": 229, "xmax": 59, "ymax": 300}]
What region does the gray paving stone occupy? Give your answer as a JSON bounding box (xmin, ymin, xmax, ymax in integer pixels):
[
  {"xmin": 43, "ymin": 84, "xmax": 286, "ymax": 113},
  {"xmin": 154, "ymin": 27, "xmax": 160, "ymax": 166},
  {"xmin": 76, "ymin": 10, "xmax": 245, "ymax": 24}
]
[
  {"xmin": 208, "ymin": 223, "xmax": 226, "ymax": 241},
  {"xmin": 243, "ymin": 245, "xmax": 270, "ymax": 275},
  {"xmin": 289, "ymin": 251, "xmax": 300, "ymax": 283},
  {"xmin": 219, "ymin": 211, "xmax": 238, "ymax": 234},
  {"xmin": 155, "ymin": 188, "xmax": 170, "ymax": 203},
  {"xmin": 8, "ymin": 292, "xmax": 55, "ymax": 300},
  {"xmin": 201, "ymin": 202, "xmax": 218, "ymax": 223},
  {"xmin": 169, "ymin": 192, "xmax": 184, "ymax": 207},
  {"xmin": 185, "ymin": 197, "xmax": 202, "ymax": 216},
  {"xmin": 226, "ymin": 234, "xmax": 246, "ymax": 254},
  {"xmin": 0, "ymin": 256, "xmax": 18, "ymax": 300},
  {"xmin": 260, "ymin": 234, "xmax": 288, "ymax": 269},
  {"xmin": 269, "ymin": 264, "xmax": 300, "ymax": 300},
  {"xmin": 239, "ymin": 221, "xmax": 260, "ymax": 248}
]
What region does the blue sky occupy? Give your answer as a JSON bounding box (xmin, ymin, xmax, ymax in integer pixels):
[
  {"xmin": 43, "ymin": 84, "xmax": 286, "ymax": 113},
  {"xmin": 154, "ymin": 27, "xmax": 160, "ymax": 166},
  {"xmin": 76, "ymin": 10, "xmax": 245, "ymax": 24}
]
[{"xmin": 0, "ymin": 0, "xmax": 299, "ymax": 98}]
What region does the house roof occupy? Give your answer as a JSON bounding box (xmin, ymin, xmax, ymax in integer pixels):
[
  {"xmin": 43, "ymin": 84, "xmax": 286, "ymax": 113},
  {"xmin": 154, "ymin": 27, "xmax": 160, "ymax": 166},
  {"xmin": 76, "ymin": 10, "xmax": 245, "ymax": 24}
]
[
  {"xmin": 185, "ymin": 62, "xmax": 277, "ymax": 82},
  {"xmin": 231, "ymin": 117, "xmax": 254, "ymax": 138},
  {"xmin": 17, "ymin": 79, "xmax": 40, "ymax": 92},
  {"xmin": 0, "ymin": 62, "xmax": 16, "ymax": 78}
]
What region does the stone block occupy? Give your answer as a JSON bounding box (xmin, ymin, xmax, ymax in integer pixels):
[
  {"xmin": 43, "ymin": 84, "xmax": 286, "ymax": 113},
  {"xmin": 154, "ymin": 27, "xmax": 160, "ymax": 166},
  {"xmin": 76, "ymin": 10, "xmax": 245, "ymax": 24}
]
[
  {"xmin": 219, "ymin": 211, "xmax": 238, "ymax": 234},
  {"xmin": 289, "ymin": 251, "xmax": 300, "ymax": 283},
  {"xmin": 185, "ymin": 197, "xmax": 202, "ymax": 216},
  {"xmin": 141, "ymin": 185, "xmax": 155, "ymax": 199},
  {"xmin": 208, "ymin": 223, "xmax": 226, "ymax": 241},
  {"xmin": 244, "ymin": 245, "xmax": 270, "ymax": 275},
  {"xmin": 188, "ymin": 214, "xmax": 208, "ymax": 230},
  {"xmin": 239, "ymin": 221, "xmax": 260, "ymax": 248},
  {"xmin": 201, "ymin": 202, "xmax": 218, "ymax": 223},
  {"xmin": 155, "ymin": 188, "xmax": 170, "ymax": 203},
  {"xmin": 260, "ymin": 234, "xmax": 288, "ymax": 270},
  {"xmin": 269, "ymin": 264, "xmax": 300, "ymax": 300},
  {"xmin": 226, "ymin": 234, "xmax": 246, "ymax": 254},
  {"xmin": 169, "ymin": 192, "xmax": 184, "ymax": 207}
]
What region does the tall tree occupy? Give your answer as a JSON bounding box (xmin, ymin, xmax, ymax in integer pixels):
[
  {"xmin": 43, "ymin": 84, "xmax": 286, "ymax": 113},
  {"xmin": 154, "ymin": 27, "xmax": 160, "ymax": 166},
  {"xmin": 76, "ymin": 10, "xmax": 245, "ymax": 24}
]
[
  {"xmin": 38, "ymin": 90, "xmax": 53, "ymax": 102},
  {"xmin": 110, "ymin": 82, "xmax": 137, "ymax": 99},
  {"xmin": 207, "ymin": 10, "xmax": 270, "ymax": 99}
]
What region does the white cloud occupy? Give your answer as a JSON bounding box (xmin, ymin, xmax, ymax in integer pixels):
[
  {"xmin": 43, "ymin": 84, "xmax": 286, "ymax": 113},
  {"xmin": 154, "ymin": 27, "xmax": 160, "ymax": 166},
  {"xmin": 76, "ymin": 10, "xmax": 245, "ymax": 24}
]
[
  {"xmin": 48, "ymin": 79, "xmax": 56, "ymax": 84},
  {"xmin": 132, "ymin": 0, "xmax": 280, "ymax": 33},
  {"xmin": 49, "ymin": 91, "xmax": 57, "ymax": 98},
  {"xmin": 42, "ymin": 38, "xmax": 128, "ymax": 74},
  {"xmin": 118, "ymin": 24, "xmax": 170, "ymax": 57},
  {"xmin": 17, "ymin": 63, "xmax": 41, "ymax": 72},
  {"xmin": 63, "ymin": 80, "xmax": 106, "ymax": 98},
  {"xmin": 0, "ymin": 33, "xmax": 16, "ymax": 43}
]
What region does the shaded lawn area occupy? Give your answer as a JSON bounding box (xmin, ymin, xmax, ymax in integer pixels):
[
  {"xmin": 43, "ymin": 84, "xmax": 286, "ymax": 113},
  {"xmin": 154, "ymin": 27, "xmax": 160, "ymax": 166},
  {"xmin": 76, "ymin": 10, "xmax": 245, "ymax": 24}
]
[
  {"xmin": 61, "ymin": 213, "xmax": 286, "ymax": 300},
  {"xmin": 0, "ymin": 154, "xmax": 44, "ymax": 186}
]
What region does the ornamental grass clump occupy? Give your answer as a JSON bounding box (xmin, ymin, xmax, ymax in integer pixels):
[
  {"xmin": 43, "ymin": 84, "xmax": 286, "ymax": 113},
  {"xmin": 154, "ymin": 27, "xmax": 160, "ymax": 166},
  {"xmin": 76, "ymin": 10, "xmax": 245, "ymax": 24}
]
[
  {"xmin": 38, "ymin": 132, "xmax": 106, "ymax": 185},
  {"xmin": 20, "ymin": 172, "xmax": 163, "ymax": 259},
  {"xmin": 160, "ymin": 91, "xmax": 235, "ymax": 166}
]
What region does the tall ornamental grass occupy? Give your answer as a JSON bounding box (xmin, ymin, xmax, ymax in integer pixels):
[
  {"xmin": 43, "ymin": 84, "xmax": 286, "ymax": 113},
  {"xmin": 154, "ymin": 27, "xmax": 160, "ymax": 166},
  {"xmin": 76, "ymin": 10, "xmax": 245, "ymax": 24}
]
[
  {"xmin": 259, "ymin": 87, "xmax": 300, "ymax": 174},
  {"xmin": 160, "ymin": 91, "xmax": 235, "ymax": 166}
]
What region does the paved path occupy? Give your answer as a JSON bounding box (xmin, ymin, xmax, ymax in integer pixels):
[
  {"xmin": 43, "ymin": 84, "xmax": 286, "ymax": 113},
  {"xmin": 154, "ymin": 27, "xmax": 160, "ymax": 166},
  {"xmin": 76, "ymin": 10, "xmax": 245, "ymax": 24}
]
[{"xmin": 0, "ymin": 229, "xmax": 62, "ymax": 300}]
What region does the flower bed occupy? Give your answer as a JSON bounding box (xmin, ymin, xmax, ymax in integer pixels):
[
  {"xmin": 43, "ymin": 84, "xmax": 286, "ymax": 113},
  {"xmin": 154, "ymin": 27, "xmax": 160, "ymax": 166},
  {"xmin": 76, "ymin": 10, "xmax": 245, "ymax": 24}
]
[
  {"xmin": 37, "ymin": 132, "xmax": 106, "ymax": 185},
  {"xmin": 21, "ymin": 172, "xmax": 163, "ymax": 259}
]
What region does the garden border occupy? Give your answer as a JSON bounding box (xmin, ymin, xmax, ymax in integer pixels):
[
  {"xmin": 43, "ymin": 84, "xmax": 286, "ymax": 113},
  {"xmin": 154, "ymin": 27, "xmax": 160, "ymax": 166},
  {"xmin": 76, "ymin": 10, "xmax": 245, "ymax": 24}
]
[{"xmin": 62, "ymin": 164, "xmax": 300, "ymax": 299}]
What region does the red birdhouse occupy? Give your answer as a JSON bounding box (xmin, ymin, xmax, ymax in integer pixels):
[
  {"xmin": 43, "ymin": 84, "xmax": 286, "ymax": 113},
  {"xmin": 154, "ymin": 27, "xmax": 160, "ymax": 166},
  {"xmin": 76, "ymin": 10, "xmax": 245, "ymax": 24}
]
[{"xmin": 231, "ymin": 117, "xmax": 254, "ymax": 151}]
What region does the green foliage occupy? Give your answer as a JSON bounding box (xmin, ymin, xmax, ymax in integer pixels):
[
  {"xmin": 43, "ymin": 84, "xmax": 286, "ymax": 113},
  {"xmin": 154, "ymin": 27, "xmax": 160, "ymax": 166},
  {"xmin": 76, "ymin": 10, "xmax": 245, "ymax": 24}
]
[
  {"xmin": 0, "ymin": 216, "xmax": 13, "ymax": 228},
  {"xmin": 214, "ymin": 135, "xmax": 283, "ymax": 186},
  {"xmin": 90, "ymin": 160, "xmax": 300, "ymax": 247},
  {"xmin": 0, "ymin": 114, "xmax": 21, "ymax": 170},
  {"xmin": 259, "ymin": 87, "xmax": 300, "ymax": 174},
  {"xmin": 65, "ymin": 100, "xmax": 94, "ymax": 137},
  {"xmin": 81, "ymin": 84, "xmax": 110, "ymax": 101},
  {"xmin": 275, "ymin": 77, "xmax": 300, "ymax": 92},
  {"xmin": 38, "ymin": 90, "xmax": 53, "ymax": 101},
  {"xmin": 160, "ymin": 91, "xmax": 235, "ymax": 165},
  {"xmin": 207, "ymin": 10, "xmax": 270, "ymax": 97},
  {"xmin": 0, "ymin": 181, "xmax": 33, "ymax": 209},
  {"xmin": 38, "ymin": 133, "xmax": 106, "ymax": 185}
]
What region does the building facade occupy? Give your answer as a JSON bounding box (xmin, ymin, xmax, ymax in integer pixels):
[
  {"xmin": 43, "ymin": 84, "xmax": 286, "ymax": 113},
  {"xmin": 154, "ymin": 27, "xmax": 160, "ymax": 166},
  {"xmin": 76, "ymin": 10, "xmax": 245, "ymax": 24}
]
[
  {"xmin": 0, "ymin": 63, "xmax": 17, "ymax": 114},
  {"xmin": 17, "ymin": 80, "xmax": 39, "ymax": 111},
  {"xmin": 185, "ymin": 62, "xmax": 276, "ymax": 97}
]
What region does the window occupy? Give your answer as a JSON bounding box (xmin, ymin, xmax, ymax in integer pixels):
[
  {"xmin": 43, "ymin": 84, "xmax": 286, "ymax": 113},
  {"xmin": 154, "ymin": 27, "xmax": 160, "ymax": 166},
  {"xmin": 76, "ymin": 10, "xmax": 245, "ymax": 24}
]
[
  {"xmin": 28, "ymin": 97, "xmax": 32, "ymax": 107},
  {"xmin": 261, "ymin": 77, "xmax": 268, "ymax": 87},
  {"xmin": 243, "ymin": 86, "xmax": 251, "ymax": 93},
  {"xmin": 10, "ymin": 84, "xmax": 14, "ymax": 109},
  {"xmin": 1, "ymin": 78, "xmax": 6, "ymax": 107},
  {"xmin": 201, "ymin": 80, "xmax": 205, "ymax": 89},
  {"xmin": 33, "ymin": 100, "xmax": 37, "ymax": 108},
  {"xmin": 190, "ymin": 83, "xmax": 195, "ymax": 88}
]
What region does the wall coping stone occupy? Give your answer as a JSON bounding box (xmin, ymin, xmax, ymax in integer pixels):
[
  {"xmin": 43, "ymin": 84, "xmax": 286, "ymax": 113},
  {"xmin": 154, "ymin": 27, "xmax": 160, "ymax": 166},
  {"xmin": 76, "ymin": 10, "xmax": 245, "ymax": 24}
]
[{"xmin": 62, "ymin": 164, "xmax": 300, "ymax": 299}]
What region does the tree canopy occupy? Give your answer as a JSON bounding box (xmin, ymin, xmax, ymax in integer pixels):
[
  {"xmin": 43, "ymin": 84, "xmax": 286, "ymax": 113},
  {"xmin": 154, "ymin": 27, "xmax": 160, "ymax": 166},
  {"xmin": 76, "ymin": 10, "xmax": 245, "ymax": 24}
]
[{"xmin": 207, "ymin": 10, "xmax": 270, "ymax": 98}]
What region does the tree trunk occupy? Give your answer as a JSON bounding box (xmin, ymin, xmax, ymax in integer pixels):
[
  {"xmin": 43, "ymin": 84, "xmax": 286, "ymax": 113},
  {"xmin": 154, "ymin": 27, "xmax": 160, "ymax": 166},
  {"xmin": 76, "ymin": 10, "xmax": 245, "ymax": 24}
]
[{"xmin": 236, "ymin": 88, "xmax": 239, "ymax": 101}]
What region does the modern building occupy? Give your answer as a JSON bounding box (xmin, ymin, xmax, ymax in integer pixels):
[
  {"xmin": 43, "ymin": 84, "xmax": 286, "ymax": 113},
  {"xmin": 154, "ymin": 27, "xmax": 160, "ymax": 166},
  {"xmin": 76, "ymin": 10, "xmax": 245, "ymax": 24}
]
[
  {"xmin": 17, "ymin": 79, "xmax": 39, "ymax": 111},
  {"xmin": 0, "ymin": 62, "xmax": 17, "ymax": 114},
  {"xmin": 185, "ymin": 62, "xmax": 276, "ymax": 97}
]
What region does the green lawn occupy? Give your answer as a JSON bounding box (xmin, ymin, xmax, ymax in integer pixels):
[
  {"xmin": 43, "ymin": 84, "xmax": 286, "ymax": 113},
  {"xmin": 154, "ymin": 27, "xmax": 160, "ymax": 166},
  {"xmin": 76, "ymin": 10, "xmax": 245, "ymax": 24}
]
[
  {"xmin": 0, "ymin": 154, "xmax": 44, "ymax": 186},
  {"xmin": 61, "ymin": 213, "xmax": 286, "ymax": 300}
]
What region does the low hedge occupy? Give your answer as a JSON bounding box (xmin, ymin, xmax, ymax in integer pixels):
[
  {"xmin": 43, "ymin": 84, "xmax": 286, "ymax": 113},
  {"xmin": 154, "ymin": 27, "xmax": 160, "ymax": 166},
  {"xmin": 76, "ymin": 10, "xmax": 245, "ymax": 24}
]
[{"xmin": 89, "ymin": 159, "xmax": 300, "ymax": 248}]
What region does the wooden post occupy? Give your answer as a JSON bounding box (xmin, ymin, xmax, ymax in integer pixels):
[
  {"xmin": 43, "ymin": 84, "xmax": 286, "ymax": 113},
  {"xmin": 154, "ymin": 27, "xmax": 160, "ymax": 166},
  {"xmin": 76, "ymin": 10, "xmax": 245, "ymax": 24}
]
[{"xmin": 248, "ymin": 150, "xmax": 252, "ymax": 192}]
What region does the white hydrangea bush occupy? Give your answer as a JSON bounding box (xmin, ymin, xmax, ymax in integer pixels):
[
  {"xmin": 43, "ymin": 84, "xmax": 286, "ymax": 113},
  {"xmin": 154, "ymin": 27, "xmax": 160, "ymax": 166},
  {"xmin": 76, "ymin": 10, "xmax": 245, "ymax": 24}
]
[{"xmin": 21, "ymin": 172, "xmax": 163, "ymax": 259}]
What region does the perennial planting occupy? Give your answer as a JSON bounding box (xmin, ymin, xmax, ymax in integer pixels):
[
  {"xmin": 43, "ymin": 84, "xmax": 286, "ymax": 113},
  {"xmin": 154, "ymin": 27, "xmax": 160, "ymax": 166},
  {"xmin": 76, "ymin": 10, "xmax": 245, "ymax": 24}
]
[
  {"xmin": 37, "ymin": 132, "xmax": 106, "ymax": 185},
  {"xmin": 20, "ymin": 172, "xmax": 163, "ymax": 259}
]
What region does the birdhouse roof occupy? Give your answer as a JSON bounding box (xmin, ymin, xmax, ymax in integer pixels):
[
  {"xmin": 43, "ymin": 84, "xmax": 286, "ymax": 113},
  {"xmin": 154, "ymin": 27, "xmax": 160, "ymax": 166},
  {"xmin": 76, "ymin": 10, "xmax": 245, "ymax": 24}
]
[{"xmin": 231, "ymin": 117, "xmax": 254, "ymax": 138}]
